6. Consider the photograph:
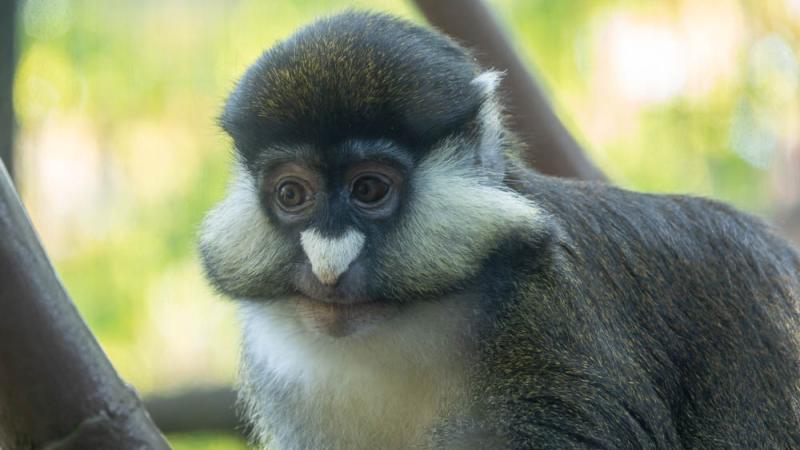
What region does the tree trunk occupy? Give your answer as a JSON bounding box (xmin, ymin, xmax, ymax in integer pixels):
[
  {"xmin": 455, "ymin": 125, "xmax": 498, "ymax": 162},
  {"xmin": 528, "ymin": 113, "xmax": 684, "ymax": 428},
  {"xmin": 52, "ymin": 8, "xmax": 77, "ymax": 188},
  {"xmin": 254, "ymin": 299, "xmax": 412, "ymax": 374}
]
[
  {"xmin": 0, "ymin": 161, "xmax": 171, "ymax": 449},
  {"xmin": 413, "ymin": 0, "xmax": 606, "ymax": 181}
]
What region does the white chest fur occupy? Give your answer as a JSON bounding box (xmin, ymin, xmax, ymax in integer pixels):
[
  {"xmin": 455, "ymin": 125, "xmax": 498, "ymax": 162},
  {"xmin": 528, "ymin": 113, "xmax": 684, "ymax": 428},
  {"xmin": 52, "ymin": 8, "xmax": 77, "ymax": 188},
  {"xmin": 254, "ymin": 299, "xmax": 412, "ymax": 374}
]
[{"xmin": 237, "ymin": 298, "xmax": 472, "ymax": 450}]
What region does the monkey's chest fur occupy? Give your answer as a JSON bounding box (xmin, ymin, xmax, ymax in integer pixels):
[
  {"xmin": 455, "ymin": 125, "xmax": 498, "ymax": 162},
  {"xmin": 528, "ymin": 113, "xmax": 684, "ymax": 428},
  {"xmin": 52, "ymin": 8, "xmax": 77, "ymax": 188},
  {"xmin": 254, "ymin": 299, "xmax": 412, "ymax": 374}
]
[{"xmin": 238, "ymin": 299, "xmax": 472, "ymax": 450}]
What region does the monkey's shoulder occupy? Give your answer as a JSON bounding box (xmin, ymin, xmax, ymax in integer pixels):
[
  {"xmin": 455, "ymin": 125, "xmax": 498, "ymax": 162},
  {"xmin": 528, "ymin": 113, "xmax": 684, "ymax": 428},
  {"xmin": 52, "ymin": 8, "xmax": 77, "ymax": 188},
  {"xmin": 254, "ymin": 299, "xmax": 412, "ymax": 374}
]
[
  {"xmin": 462, "ymin": 175, "xmax": 800, "ymax": 450},
  {"xmin": 521, "ymin": 175, "xmax": 800, "ymax": 277}
]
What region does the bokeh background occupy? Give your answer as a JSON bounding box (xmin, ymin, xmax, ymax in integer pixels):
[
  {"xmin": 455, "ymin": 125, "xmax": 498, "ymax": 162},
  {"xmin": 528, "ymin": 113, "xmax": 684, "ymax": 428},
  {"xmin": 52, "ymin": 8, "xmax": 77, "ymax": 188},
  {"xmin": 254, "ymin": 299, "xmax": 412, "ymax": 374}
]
[{"xmin": 8, "ymin": 0, "xmax": 800, "ymax": 448}]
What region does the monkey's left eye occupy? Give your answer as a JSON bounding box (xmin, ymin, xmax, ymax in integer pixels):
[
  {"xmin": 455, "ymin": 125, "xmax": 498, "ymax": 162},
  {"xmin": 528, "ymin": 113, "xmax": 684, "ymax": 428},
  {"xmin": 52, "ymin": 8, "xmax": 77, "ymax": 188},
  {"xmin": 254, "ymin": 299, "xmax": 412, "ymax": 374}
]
[{"xmin": 351, "ymin": 174, "xmax": 391, "ymax": 206}]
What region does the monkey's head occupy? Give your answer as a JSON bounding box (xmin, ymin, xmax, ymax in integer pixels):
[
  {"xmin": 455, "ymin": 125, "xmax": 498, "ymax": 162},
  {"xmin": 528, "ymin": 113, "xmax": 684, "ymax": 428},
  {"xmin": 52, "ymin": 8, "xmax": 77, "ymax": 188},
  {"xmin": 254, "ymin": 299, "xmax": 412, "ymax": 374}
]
[{"xmin": 200, "ymin": 12, "xmax": 543, "ymax": 337}]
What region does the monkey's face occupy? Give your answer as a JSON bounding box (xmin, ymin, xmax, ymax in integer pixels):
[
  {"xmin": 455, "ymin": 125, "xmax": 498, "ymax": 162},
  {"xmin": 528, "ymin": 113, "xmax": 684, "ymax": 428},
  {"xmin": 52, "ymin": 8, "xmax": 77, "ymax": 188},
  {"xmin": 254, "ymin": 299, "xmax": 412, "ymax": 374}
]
[
  {"xmin": 242, "ymin": 139, "xmax": 412, "ymax": 336},
  {"xmin": 199, "ymin": 13, "xmax": 543, "ymax": 337},
  {"xmin": 200, "ymin": 139, "xmax": 540, "ymax": 337}
]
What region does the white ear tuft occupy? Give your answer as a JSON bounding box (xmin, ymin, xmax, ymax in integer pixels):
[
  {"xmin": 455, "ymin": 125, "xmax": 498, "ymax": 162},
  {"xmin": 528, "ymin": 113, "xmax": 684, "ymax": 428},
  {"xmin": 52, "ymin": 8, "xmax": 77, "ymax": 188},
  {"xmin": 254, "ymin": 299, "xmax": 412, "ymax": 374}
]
[
  {"xmin": 470, "ymin": 70, "xmax": 505, "ymax": 98},
  {"xmin": 469, "ymin": 71, "xmax": 507, "ymax": 180}
]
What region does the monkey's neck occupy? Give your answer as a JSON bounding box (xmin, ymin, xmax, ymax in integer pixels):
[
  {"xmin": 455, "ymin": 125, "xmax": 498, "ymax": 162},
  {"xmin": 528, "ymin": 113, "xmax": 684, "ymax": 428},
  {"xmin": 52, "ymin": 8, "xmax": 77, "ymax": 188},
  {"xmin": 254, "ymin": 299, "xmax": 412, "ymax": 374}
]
[{"xmin": 237, "ymin": 295, "xmax": 476, "ymax": 450}]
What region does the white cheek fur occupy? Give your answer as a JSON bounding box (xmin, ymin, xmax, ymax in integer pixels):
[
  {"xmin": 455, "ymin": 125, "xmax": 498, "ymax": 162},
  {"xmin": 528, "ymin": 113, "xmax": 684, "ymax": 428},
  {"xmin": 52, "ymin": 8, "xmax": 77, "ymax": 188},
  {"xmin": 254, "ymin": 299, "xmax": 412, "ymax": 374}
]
[
  {"xmin": 198, "ymin": 165, "xmax": 292, "ymax": 294},
  {"xmin": 376, "ymin": 139, "xmax": 545, "ymax": 297}
]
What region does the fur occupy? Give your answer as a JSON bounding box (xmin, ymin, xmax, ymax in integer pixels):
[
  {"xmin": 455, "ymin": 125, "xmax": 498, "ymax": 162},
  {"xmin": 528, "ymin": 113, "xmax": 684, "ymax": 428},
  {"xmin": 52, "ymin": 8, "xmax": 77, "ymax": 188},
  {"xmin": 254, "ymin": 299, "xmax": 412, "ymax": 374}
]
[
  {"xmin": 199, "ymin": 167, "xmax": 296, "ymax": 299},
  {"xmin": 238, "ymin": 295, "xmax": 473, "ymax": 450},
  {"xmin": 200, "ymin": 11, "xmax": 800, "ymax": 450}
]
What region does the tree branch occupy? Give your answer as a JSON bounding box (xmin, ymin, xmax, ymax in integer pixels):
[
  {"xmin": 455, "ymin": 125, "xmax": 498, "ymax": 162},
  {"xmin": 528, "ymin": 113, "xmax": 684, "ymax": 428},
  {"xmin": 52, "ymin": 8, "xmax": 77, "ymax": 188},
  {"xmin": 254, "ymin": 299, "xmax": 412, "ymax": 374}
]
[
  {"xmin": 0, "ymin": 160, "xmax": 170, "ymax": 449},
  {"xmin": 412, "ymin": 0, "xmax": 606, "ymax": 181},
  {"xmin": 144, "ymin": 387, "xmax": 248, "ymax": 437}
]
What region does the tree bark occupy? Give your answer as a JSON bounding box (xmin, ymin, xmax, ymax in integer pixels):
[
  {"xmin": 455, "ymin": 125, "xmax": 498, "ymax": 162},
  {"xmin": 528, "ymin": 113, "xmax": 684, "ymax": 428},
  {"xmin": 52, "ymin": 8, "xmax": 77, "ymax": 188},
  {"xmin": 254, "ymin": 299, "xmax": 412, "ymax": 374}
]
[
  {"xmin": 413, "ymin": 0, "xmax": 606, "ymax": 181},
  {"xmin": 0, "ymin": 160, "xmax": 170, "ymax": 449},
  {"xmin": 0, "ymin": 0, "xmax": 16, "ymax": 181}
]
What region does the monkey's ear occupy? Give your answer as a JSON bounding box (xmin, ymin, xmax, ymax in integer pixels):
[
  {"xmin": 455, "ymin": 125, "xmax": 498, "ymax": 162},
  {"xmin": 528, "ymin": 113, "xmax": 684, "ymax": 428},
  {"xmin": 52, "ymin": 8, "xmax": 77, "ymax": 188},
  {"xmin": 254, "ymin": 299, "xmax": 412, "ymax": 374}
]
[
  {"xmin": 470, "ymin": 70, "xmax": 504, "ymax": 100},
  {"xmin": 470, "ymin": 71, "xmax": 507, "ymax": 181}
]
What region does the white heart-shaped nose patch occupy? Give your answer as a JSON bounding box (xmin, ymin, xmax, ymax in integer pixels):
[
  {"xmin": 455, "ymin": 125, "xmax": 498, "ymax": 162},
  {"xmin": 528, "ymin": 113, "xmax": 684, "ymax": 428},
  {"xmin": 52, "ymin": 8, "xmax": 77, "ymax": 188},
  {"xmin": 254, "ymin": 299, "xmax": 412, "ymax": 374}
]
[{"xmin": 300, "ymin": 228, "xmax": 366, "ymax": 286}]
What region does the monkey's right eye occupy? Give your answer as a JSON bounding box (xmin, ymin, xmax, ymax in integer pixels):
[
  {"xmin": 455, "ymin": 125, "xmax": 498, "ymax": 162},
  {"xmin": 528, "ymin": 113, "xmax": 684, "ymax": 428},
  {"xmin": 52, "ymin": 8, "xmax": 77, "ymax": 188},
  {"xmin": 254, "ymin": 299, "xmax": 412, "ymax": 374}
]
[{"xmin": 275, "ymin": 178, "xmax": 313, "ymax": 212}]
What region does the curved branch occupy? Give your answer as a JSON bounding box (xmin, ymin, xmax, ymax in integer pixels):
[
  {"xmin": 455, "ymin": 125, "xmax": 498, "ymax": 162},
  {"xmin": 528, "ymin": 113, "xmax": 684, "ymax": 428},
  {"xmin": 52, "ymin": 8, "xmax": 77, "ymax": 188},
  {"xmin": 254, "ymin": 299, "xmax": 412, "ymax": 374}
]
[
  {"xmin": 144, "ymin": 387, "xmax": 247, "ymax": 437},
  {"xmin": 0, "ymin": 160, "xmax": 170, "ymax": 449},
  {"xmin": 413, "ymin": 0, "xmax": 606, "ymax": 181}
]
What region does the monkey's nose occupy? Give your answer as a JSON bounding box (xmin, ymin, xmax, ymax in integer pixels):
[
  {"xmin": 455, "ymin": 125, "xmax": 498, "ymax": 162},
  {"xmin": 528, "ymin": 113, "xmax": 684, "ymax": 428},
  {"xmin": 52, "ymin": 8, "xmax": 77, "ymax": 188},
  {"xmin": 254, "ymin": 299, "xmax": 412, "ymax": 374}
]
[{"xmin": 300, "ymin": 228, "xmax": 365, "ymax": 286}]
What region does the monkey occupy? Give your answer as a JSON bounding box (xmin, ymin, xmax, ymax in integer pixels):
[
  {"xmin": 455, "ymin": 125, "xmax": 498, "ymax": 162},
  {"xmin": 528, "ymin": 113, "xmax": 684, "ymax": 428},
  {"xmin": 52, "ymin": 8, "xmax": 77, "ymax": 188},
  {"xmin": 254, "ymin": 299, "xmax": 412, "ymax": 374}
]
[{"xmin": 198, "ymin": 11, "xmax": 800, "ymax": 450}]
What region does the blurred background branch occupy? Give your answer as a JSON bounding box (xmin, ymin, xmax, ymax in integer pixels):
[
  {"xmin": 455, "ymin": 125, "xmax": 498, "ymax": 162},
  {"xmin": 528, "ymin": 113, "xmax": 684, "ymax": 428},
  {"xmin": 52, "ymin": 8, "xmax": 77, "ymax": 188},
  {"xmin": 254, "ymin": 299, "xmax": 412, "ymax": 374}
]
[
  {"xmin": 413, "ymin": 0, "xmax": 606, "ymax": 181},
  {"xmin": 144, "ymin": 387, "xmax": 245, "ymax": 438}
]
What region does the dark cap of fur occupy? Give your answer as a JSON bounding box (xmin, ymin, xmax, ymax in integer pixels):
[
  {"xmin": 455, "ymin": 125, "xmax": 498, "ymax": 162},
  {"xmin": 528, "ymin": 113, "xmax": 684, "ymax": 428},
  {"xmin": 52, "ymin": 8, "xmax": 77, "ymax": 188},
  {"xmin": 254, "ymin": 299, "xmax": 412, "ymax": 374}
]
[{"xmin": 221, "ymin": 11, "xmax": 486, "ymax": 168}]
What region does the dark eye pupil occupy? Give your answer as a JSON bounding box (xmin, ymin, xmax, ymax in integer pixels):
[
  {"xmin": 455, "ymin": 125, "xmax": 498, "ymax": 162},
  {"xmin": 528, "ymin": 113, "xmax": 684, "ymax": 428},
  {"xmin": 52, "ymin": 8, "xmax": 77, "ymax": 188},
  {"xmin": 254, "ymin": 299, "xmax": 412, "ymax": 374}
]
[
  {"xmin": 277, "ymin": 182, "xmax": 306, "ymax": 208},
  {"xmin": 352, "ymin": 176, "xmax": 389, "ymax": 204}
]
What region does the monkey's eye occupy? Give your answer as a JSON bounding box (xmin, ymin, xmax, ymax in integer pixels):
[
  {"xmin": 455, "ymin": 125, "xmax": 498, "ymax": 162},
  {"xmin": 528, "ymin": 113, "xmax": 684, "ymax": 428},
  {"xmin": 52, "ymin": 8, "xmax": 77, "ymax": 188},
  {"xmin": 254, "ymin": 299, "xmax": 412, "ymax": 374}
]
[
  {"xmin": 351, "ymin": 174, "xmax": 390, "ymax": 206},
  {"xmin": 275, "ymin": 178, "xmax": 313, "ymax": 212}
]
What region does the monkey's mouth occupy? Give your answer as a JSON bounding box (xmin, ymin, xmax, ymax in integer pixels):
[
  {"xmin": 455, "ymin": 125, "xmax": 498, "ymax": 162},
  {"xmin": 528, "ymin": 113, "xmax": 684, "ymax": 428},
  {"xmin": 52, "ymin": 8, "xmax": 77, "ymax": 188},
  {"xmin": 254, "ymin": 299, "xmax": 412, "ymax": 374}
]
[
  {"xmin": 289, "ymin": 260, "xmax": 403, "ymax": 337},
  {"xmin": 292, "ymin": 295, "xmax": 402, "ymax": 338}
]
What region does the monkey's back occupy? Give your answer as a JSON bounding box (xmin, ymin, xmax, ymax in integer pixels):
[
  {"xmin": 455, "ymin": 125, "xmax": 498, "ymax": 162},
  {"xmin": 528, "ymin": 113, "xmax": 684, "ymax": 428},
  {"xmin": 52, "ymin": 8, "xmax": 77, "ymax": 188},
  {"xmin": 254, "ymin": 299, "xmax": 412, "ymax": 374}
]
[{"xmin": 492, "ymin": 171, "xmax": 800, "ymax": 449}]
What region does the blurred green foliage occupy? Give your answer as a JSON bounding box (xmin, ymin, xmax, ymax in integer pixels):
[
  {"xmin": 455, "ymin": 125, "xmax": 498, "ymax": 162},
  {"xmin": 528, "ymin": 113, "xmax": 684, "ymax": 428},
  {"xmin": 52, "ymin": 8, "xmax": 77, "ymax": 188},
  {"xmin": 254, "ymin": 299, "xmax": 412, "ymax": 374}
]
[{"xmin": 12, "ymin": 0, "xmax": 799, "ymax": 448}]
